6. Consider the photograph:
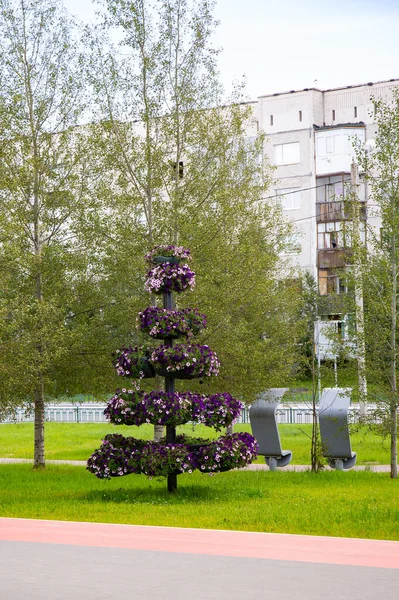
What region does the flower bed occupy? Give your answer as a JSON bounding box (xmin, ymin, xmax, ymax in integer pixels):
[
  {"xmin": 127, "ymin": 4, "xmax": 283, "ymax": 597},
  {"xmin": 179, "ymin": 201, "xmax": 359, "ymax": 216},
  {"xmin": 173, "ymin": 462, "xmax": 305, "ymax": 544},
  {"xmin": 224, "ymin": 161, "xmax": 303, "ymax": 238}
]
[
  {"xmin": 145, "ymin": 245, "xmax": 191, "ymax": 264},
  {"xmin": 150, "ymin": 343, "xmax": 220, "ymax": 378},
  {"xmin": 145, "ymin": 263, "xmax": 195, "ymax": 294},
  {"xmin": 113, "ymin": 346, "xmax": 155, "ymax": 379},
  {"xmin": 137, "ymin": 306, "xmax": 206, "ymax": 339}
]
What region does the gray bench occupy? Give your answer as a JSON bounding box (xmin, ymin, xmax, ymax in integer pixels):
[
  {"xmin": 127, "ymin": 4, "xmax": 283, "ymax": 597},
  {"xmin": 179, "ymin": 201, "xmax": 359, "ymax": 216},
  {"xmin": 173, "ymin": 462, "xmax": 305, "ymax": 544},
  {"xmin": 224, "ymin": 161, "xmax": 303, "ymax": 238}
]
[
  {"xmin": 319, "ymin": 387, "xmax": 357, "ymax": 470},
  {"xmin": 249, "ymin": 388, "xmax": 292, "ymax": 470}
]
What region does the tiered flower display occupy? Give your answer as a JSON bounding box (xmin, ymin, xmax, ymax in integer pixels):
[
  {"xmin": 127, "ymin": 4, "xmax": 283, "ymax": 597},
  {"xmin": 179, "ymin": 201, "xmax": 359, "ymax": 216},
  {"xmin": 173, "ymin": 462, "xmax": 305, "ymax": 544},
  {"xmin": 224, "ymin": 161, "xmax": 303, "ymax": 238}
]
[{"xmin": 87, "ymin": 245, "xmax": 258, "ymax": 491}]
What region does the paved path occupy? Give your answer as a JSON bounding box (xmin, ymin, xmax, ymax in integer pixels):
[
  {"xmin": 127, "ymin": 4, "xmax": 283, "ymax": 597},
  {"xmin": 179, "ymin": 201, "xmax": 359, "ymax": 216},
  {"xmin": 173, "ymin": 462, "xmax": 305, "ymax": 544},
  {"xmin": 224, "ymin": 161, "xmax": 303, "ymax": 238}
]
[
  {"xmin": 0, "ymin": 458, "xmax": 392, "ymax": 471},
  {"xmin": 1, "ymin": 518, "xmax": 398, "ymax": 600}
]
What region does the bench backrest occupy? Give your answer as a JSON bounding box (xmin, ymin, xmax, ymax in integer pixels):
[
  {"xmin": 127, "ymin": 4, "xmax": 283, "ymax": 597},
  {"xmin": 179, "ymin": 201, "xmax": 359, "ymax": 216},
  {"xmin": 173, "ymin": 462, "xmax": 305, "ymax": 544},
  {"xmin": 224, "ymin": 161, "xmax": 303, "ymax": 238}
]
[
  {"xmin": 249, "ymin": 388, "xmax": 289, "ymax": 456},
  {"xmin": 319, "ymin": 387, "xmax": 353, "ymax": 458}
]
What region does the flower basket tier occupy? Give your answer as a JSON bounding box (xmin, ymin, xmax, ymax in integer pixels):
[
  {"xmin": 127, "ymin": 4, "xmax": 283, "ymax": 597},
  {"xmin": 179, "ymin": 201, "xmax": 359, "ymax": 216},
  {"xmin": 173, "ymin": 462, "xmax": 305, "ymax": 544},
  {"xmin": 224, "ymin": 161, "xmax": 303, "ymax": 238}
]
[
  {"xmin": 113, "ymin": 346, "xmax": 155, "ymax": 379},
  {"xmin": 193, "ymin": 433, "xmax": 259, "ymax": 473},
  {"xmin": 87, "ymin": 432, "xmax": 258, "ymax": 479},
  {"xmin": 145, "ymin": 245, "xmax": 192, "ymax": 265},
  {"xmin": 105, "ymin": 390, "xmax": 196, "ymax": 427},
  {"xmin": 140, "ymin": 443, "xmax": 195, "ymax": 477},
  {"xmin": 191, "ymin": 392, "xmax": 243, "ymax": 430},
  {"xmin": 150, "ymin": 343, "xmax": 220, "ymax": 379},
  {"xmin": 145, "ymin": 263, "xmax": 195, "ymax": 294},
  {"xmin": 138, "ymin": 306, "xmax": 206, "ymax": 339},
  {"xmin": 104, "ymin": 390, "xmax": 243, "ymax": 429},
  {"xmin": 87, "ymin": 434, "xmax": 147, "ymax": 479}
]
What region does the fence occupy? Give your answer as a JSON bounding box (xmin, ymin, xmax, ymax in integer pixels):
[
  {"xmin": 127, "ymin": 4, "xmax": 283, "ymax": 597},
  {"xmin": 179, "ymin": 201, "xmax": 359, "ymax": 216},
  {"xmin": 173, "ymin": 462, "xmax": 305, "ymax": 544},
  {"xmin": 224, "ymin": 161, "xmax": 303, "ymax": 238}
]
[{"xmin": 1, "ymin": 402, "xmax": 377, "ymax": 425}]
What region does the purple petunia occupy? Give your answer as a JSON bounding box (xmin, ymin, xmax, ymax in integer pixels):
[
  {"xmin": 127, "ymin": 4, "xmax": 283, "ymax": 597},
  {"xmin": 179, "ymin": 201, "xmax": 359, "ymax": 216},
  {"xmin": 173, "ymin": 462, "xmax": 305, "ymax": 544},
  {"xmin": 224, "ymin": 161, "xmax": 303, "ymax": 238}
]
[
  {"xmin": 88, "ymin": 244, "xmax": 257, "ymax": 484},
  {"xmin": 145, "ymin": 263, "xmax": 196, "ymax": 294},
  {"xmin": 137, "ymin": 306, "xmax": 206, "ymax": 339},
  {"xmin": 86, "ymin": 434, "xmax": 147, "ymax": 479},
  {"xmin": 104, "ymin": 389, "xmax": 243, "ymax": 429},
  {"xmin": 192, "ymin": 433, "xmax": 259, "ymax": 473},
  {"xmin": 113, "ymin": 346, "xmax": 155, "ymax": 379},
  {"xmin": 87, "ymin": 432, "xmax": 258, "ymax": 479},
  {"xmin": 150, "ymin": 343, "xmax": 220, "ymax": 379},
  {"xmin": 145, "ymin": 245, "xmax": 191, "ymax": 264}
]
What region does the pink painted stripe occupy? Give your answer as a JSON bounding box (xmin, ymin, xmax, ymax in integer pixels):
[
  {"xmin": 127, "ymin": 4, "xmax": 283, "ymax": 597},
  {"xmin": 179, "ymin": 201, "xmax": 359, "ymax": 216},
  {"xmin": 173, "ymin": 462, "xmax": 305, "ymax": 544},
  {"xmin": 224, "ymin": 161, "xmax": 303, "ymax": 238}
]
[{"xmin": 0, "ymin": 518, "xmax": 398, "ymax": 569}]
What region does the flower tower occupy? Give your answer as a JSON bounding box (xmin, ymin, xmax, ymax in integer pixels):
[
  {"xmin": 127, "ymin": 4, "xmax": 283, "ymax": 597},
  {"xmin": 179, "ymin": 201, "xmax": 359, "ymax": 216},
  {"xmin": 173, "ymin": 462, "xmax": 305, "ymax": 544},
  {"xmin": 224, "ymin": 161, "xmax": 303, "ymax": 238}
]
[{"xmin": 87, "ymin": 245, "xmax": 258, "ymax": 492}]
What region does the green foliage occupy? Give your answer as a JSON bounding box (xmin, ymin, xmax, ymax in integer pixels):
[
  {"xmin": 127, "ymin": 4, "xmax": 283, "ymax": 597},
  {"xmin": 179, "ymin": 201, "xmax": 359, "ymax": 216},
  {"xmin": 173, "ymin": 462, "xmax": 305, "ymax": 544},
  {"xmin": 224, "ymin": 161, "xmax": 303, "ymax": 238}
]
[
  {"xmin": 353, "ymin": 91, "xmax": 399, "ymax": 477},
  {"xmin": 0, "ymin": 0, "xmax": 122, "ymax": 433},
  {"xmin": 85, "ymin": 0, "xmax": 303, "ymax": 403}
]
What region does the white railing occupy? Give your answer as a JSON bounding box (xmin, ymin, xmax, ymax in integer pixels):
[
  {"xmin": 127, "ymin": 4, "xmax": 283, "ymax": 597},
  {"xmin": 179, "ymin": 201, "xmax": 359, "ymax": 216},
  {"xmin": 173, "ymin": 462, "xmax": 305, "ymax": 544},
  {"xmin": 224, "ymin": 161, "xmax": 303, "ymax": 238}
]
[{"xmin": 1, "ymin": 402, "xmax": 377, "ymax": 425}]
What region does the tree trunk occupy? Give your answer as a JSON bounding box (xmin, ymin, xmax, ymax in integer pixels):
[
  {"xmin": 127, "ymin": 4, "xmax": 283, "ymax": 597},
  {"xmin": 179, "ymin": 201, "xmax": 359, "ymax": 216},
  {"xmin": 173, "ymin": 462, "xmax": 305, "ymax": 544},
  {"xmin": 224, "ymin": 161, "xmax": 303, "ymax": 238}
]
[
  {"xmin": 389, "ymin": 238, "xmax": 397, "ymax": 478},
  {"xmin": 311, "ymin": 327, "xmax": 321, "ymax": 471},
  {"xmin": 154, "ymin": 424, "xmax": 164, "ymax": 442},
  {"xmin": 33, "ymin": 379, "xmax": 45, "ymax": 468},
  {"xmin": 390, "ymin": 404, "xmax": 398, "ymax": 479}
]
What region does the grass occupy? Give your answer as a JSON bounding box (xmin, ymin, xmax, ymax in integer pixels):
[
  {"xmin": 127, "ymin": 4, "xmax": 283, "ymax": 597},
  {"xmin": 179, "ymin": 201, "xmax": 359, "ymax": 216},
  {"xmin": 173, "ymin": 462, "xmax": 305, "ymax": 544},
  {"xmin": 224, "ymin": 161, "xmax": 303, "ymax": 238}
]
[
  {"xmin": 0, "ymin": 422, "xmax": 391, "ymax": 464},
  {"xmin": 0, "ymin": 464, "xmax": 398, "ymax": 540}
]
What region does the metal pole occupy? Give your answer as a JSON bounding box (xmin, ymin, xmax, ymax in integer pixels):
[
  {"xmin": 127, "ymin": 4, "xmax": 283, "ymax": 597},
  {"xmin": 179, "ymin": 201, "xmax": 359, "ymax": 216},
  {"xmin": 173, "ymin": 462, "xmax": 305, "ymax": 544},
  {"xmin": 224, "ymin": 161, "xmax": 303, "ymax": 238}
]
[
  {"xmin": 351, "ymin": 161, "xmax": 367, "ymax": 415},
  {"xmin": 163, "ymin": 289, "xmax": 177, "ymax": 492},
  {"xmin": 334, "ymin": 356, "xmax": 338, "ymax": 386}
]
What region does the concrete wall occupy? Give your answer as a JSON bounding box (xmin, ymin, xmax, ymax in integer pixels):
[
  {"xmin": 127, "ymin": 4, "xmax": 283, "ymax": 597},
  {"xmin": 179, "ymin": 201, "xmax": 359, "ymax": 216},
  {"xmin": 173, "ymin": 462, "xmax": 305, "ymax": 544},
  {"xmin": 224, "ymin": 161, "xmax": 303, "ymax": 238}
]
[{"xmin": 253, "ymin": 79, "xmax": 399, "ymax": 279}]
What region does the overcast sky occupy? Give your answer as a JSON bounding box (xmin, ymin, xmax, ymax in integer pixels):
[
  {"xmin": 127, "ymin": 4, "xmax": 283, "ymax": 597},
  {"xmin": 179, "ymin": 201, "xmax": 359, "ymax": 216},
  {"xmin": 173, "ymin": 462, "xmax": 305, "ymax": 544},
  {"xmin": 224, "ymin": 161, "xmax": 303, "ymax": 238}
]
[{"xmin": 64, "ymin": 0, "xmax": 399, "ymax": 100}]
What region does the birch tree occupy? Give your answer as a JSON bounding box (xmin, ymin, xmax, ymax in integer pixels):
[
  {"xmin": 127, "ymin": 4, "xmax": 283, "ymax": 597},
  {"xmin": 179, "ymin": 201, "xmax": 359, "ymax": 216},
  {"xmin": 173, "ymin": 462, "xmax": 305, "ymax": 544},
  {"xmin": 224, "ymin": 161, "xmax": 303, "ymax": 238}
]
[
  {"xmin": 88, "ymin": 0, "xmax": 300, "ymax": 414},
  {"xmin": 0, "ymin": 0, "xmax": 114, "ymax": 466},
  {"xmin": 356, "ymin": 92, "xmax": 399, "ymax": 478}
]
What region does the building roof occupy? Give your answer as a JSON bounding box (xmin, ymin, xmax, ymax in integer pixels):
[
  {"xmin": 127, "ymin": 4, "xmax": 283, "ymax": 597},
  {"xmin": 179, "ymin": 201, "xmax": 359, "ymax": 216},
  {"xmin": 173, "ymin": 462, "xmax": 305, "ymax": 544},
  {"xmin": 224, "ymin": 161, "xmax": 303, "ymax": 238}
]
[
  {"xmin": 313, "ymin": 122, "xmax": 366, "ymax": 131},
  {"xmin": 257, "ymin": 78, "xmax": 399, "ymax": 100}
]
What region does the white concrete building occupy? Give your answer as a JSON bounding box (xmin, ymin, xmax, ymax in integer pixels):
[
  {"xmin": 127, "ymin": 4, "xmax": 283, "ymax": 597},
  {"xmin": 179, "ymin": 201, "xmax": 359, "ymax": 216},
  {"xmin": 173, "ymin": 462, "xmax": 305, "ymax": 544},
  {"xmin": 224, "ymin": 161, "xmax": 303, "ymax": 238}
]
[{"xmin": 250, "ymin": 78, "xmax": 399, "ymax": 304}]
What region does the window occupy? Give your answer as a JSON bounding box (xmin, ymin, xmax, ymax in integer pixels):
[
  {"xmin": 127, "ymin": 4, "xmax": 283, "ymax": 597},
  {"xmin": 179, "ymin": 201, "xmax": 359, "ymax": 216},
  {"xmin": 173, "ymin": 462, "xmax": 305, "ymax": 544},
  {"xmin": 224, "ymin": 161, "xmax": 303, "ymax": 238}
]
[
  {"xmin": 283, "ymin": 233, "xmax": 302, "ymax": 254},
  {"xmin": 270, "ymin": 115, "xmax": 274, "ymax": 126},
  {"xmin": 316, "ymin": 175, "xmax": 352, "ymax": 203},
  {"xmin": 172, "ymin": 161, "xmax": 184, "ymax": 179},
  {"xmin": 317, "ymin": 137, "xmax": 325, "ymax": 155},
  {"xmin": 299, "ymin": 110, "xmax": 302, "ymax": 122},
  {"xmin": 317, "ymin": 222, "xmax": 343, "ymax": 249},
  {"xmin": 274, "ymin": 142, "xmax": 300, "ymax": 165},
  {"xmin": 277, "ymin": 187, "xmax": 301, "ymax": 210},
  {"xmin": 318, "ymin": 269, "xmax": 346, "ymax": 295},
  {"xmin": 354, "ymin": 106, "xmax": 357, "ymax": 118},
  {"xmin": 317, "ymin": 221, "xmax": 365, "ymax": 248},
  {"xmin": 332, "ymin": 109, "xmax": 336, "ymax": 121}
]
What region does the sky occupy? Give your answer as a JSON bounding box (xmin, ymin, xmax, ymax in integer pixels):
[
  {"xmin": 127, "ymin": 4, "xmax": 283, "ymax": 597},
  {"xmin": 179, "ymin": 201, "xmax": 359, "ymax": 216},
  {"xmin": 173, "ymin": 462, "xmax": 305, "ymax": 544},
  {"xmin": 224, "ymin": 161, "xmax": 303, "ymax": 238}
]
[{"xmin": 64, "ymin": 0, "xmax": 399, "ymax": 100}]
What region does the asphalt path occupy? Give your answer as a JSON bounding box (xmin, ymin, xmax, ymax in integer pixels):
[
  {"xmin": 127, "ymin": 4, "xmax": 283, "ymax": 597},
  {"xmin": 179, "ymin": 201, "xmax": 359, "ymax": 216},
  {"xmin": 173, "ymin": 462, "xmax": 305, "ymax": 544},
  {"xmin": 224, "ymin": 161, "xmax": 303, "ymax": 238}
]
[
  {"xmin": 0, "ymin": 518, "xmax": 398, "ymax": 600},
  {"xmin": 0, "ymin": 457, "xmax": 392, "ymax": 471}
]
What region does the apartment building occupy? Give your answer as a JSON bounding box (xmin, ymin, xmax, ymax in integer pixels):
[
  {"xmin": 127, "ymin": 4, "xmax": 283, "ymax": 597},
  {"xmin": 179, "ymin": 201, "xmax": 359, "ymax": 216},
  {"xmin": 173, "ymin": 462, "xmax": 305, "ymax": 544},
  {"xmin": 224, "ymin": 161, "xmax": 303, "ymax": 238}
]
[{"xmin": 250, "ymin": 78, "xmax": 399, "ymax": 311}]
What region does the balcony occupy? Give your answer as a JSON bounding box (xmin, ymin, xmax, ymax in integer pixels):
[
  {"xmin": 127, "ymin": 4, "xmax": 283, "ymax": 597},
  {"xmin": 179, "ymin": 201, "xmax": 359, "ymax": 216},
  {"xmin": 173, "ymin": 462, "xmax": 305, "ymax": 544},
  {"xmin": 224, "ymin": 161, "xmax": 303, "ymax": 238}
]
[
  {"xmin": 316, "ymin": 201, "xmax": 366, "ymax": 222},
  {"xmin": 317, "ymin": 293, "xmax": 352, "ymax": 316},
  {"xmin": 317, "ymin": 248, "xmax": 353, "ymax": 269},
  {"xmin": 315, "ymin": 126, "xmax": 365, "ymax": 176}
]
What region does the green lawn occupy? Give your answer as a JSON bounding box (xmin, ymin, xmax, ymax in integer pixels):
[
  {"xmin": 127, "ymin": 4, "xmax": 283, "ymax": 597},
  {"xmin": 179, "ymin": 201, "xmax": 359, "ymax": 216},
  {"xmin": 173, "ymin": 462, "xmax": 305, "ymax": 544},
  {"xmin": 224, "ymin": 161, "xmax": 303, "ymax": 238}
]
[
  {"xmin": 0, "ymin": 464, "xmax": 398, "ymax": 540},
  {"xmin": 0, "ymin": 422, "xmax": 391, "ymax": 465}
]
